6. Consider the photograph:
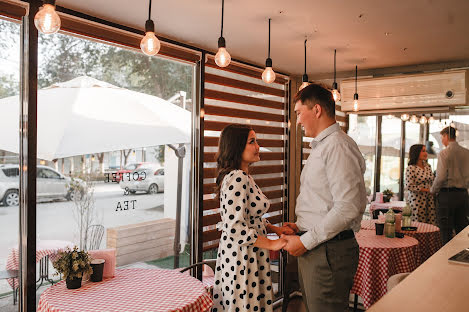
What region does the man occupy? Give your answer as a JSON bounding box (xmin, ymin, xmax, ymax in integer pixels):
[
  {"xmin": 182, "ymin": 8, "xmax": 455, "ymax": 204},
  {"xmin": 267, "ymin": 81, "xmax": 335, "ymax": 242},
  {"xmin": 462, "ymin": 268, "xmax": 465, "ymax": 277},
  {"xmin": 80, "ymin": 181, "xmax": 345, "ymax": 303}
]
[
  {"xmin": 430, "ymin": 126, "xmax": 469, "ymax": 244},
  {"xmin": 282, "ymin": 84, "xmax": 367, "ymax": 312}
]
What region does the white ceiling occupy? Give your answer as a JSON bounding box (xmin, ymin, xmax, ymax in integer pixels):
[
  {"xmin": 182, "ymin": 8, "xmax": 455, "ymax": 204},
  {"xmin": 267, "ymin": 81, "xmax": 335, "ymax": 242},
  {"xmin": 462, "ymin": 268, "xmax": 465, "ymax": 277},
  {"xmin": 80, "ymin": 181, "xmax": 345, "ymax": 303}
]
[{"xmin": 58, "ymin": 0, "xmax": 469, "ymax": 76}]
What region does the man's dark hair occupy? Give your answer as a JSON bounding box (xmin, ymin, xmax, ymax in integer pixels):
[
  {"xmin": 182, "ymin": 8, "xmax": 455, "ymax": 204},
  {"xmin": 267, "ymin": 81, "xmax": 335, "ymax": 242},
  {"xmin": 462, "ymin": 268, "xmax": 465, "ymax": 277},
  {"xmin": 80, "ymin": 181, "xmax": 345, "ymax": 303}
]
[
  {"xmin": 293, "ymin": 83, "xmax": 336, "ymax": 118},
  {"xmin": 440, "ymin": 126, "xmax": 456, "ymax": 139}
]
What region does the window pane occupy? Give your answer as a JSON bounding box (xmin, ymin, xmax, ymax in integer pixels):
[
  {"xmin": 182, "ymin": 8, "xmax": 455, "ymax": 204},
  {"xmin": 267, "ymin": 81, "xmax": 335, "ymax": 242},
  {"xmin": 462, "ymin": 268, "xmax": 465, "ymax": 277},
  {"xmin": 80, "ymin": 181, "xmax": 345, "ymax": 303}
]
[
  {"xmin": 0, "ymin": 18, "xmax": 21, "ymax": 307},
  {"xmin": 380, "ymin": 116, "xmax": 402, "ymax": 197},
  {"xmin": 36, "ymin": 30, "xmax": 195, "ymax": 299},
  {"xmin": 404, "ymin": 121, "xmax": 422, "ymax": 172}
]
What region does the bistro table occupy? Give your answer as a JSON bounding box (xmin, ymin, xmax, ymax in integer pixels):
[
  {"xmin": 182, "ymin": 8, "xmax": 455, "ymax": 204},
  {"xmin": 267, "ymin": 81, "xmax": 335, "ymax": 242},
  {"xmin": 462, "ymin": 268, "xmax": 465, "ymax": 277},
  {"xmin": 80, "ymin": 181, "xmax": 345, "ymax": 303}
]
[
  {"xmin": 369, "ymin": 201, "xmax": 406, "ymax": 218},
  {"xmin": 37, "ymin": 268, "xmax": 213, "ymax": 312},
  {"xmin": 351, "ymin": 230, "xmax": 420, "ymax": 309},
  {"xmin": 361, "ymin": 219, "xmax": 442, "ymax": 263},
  {"xmin": 6, "ymin": 240, "xmax": 73, "ymax": 290}
]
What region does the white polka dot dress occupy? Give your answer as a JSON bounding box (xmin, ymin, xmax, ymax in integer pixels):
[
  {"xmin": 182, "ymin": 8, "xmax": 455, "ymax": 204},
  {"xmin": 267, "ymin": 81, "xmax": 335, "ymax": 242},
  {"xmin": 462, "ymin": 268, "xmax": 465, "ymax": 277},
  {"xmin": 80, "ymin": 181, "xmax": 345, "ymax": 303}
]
[
  {"xmin": 212, "ymin": 170, "xmax": 273, "ymax": 312},
  {"xmin": 404, "ymin": 163, "xmax": 437, "ymax": 226}
]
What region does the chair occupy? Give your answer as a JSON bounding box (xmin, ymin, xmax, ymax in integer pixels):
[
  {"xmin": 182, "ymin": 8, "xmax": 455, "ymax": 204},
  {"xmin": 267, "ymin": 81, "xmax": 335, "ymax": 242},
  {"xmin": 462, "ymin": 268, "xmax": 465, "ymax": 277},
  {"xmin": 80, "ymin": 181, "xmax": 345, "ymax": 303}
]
[
  {"xmin": 179, "ymin": 259, "xmax": 217, "ymax": 293},
  {"xmin": 86, "ymin": 224, "xmax": 105, "ymax": 251},
  {"xmin": 0, "ymin": 270, "xmax": 19, "ymax": 305},
  {"xmin": 386, "ymin": 272, "xmax": 410, "ymax": 291}
]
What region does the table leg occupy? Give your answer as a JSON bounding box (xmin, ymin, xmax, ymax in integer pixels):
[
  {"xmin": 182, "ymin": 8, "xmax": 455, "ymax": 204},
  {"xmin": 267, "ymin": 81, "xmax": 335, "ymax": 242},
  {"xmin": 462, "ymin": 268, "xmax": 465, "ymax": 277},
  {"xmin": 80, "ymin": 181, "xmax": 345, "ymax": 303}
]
[{"xmin": 36, "ymin": 255, "xmax": 55, "ymax": 290}]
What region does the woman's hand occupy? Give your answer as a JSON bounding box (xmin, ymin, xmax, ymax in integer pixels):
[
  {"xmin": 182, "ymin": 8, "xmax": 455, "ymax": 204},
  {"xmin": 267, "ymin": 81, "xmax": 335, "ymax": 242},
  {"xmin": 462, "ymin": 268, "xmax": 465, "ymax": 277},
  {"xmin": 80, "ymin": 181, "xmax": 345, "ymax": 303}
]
[
  {"xmin": 269, "ymin": 238, "xmax": 287, "ymax": 251},
  {"xmin": 271, "ymin": 224, "xmax": 296, "ymax": 236}
]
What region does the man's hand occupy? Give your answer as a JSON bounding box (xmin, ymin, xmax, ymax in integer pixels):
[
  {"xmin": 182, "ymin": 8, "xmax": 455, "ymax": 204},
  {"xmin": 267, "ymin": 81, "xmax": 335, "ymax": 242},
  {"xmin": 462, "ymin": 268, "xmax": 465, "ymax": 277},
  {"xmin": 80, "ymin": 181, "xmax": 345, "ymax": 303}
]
[{"xmin": 281, "ymin": 234, "xmax": 307, "ymax": 256}]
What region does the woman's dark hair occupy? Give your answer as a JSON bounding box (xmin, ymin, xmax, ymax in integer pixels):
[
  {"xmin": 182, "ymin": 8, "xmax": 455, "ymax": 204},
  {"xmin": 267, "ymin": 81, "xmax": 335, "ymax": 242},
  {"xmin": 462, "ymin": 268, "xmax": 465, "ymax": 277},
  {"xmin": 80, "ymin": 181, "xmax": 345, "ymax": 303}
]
[
  {"xmin": 215, "ymin": 124, "xmax": 253, "ymax": 198},
  {"xmin": 408, "ymin": 144, "xmax": 425, "ymax": 166}
]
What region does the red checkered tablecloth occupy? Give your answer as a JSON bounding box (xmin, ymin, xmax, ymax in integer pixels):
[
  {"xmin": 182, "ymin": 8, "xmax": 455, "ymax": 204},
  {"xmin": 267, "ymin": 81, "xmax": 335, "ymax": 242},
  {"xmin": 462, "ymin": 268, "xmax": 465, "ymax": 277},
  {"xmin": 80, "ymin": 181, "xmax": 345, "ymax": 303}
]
[
  {"xmin": 351, "ymin": 230, "xmax": 419, "ymax": 309},
  {"xmin": 37, "ymin": 268, "xmax": 213, "ymax": 312},
  {"xmin": 361, "ymin": 220, "xmax": 442, "ymax": 264},
  {"xmin": 5, "ymin": 240, "xmax": 73, "ymax": 289}
]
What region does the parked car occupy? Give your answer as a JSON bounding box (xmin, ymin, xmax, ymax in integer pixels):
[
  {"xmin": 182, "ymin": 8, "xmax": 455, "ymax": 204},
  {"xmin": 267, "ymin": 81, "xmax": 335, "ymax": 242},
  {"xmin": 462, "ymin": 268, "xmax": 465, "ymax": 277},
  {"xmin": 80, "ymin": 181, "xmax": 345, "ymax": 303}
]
[
  {"xmin": 119, "ymin": 165, "xmax": 164, "ymax": 194},
  {"xmin": 0, "ymin": 164, "xmax": 83, "ymax": 206},
  {"xmin": 114, "ymin": 162, "xmax": 150, "ymax": 183}
]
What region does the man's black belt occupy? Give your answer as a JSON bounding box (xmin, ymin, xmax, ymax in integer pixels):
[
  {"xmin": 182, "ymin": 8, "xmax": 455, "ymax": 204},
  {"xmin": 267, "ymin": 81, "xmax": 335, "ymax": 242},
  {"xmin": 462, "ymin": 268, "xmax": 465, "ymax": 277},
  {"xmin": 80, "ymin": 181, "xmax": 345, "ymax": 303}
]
[
  {"xmin": 329, "ymin": 229, "xmax": 354, "ymax": 241},
  {"xmin": 440, "ymin": 187, "xmax": 467, "ymax": 192}
]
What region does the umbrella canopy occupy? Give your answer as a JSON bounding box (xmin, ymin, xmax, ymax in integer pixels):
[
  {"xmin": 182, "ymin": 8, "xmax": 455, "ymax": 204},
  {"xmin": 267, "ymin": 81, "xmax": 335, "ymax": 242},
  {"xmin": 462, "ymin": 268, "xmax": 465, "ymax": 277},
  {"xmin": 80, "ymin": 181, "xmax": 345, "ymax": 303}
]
[{"xmin": 0, "ymin": 76, "xmax": 191, "ymax": 160}]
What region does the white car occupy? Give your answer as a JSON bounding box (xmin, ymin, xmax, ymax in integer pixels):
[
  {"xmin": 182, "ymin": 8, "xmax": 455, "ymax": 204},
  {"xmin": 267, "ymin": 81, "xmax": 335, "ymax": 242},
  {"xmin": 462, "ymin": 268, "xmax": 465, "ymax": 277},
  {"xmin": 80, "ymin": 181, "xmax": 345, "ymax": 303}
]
[
  {"xmin": 119, "ymin": 166, "xmax": 164, "ymax": 194},
  {"xmin": 0, "ymin": 164, "xmax": 82, "ymax": 206}
]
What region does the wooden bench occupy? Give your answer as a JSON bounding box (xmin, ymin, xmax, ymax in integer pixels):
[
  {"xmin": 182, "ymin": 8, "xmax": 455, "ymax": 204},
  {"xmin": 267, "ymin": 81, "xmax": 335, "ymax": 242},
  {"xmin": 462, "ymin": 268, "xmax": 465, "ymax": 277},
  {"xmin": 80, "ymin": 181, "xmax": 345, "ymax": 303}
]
[{"xmin": 107, "ymin": 218, "xmax": 175, "ymax": 266}]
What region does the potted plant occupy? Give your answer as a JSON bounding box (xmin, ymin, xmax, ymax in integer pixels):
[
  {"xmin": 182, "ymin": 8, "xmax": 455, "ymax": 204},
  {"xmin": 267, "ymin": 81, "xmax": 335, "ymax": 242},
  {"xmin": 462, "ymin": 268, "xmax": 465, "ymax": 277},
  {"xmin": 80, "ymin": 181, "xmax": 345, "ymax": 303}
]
[
  {"xmin": 52, "ymin": 246, "xmax": 93, "ymax": 289},
  {"xmin": 382, "ymin": 189, "xmax": 394, "ymax": 203}
]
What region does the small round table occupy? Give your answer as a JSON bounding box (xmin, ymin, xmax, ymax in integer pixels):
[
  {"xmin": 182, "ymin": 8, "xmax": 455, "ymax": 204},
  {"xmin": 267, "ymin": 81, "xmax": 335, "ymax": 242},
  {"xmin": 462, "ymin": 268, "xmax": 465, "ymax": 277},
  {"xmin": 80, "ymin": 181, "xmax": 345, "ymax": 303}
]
[
  {"xmin": 351, "ymin": 229, "xmax": 420, "ymax": 309},
  {"xmin": 361, "ymin": 219, "xmax": 442, "ymax": 263},
  {"xmin": 37, "ymin": 268, "xmax": 213, "ymax": 312}
]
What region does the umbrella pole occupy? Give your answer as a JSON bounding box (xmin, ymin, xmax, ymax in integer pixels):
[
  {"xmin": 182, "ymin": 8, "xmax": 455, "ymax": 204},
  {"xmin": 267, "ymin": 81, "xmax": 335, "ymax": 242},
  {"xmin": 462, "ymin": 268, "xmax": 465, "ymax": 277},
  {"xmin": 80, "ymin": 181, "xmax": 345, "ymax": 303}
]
[{"xmin": 168, "ymin": 144, "xmax": 186, "ymax": 269}]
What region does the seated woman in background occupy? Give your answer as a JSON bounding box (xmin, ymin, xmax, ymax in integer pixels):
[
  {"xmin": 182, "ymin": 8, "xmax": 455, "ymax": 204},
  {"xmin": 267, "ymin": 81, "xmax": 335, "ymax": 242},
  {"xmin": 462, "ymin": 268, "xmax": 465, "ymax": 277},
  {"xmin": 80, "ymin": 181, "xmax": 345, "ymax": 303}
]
[{"xmin": 404, "ymin": 144, "xmax": 437, "ymax": 225}]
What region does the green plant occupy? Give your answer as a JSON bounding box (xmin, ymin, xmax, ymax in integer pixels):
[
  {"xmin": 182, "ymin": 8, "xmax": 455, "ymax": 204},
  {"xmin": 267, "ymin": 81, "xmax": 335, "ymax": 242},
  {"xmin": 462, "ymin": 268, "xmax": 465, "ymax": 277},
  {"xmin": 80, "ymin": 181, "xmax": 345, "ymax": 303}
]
[
  {"xmin": 382, "ymin": 189, "xmax": 394, "ymax": 201},
  {"xmin": 52, "ymin": 246, "xmax": 92, "ymax": 280}
]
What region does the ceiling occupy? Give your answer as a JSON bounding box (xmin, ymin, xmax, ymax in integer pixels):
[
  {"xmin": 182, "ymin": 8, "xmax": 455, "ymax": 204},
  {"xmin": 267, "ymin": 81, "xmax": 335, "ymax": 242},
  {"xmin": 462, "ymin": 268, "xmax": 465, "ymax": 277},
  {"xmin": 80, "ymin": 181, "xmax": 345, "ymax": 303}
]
[{"xmin": 57, "ymin": 0, "xmax": 469, "ymax": 76}]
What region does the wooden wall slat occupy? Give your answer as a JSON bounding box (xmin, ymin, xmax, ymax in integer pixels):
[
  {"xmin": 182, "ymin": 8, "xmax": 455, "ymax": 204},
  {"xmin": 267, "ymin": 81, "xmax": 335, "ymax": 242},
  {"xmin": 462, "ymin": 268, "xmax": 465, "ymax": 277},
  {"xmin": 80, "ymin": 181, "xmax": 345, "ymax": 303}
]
[
  {"xmin": 205, "ymin": 89, "xmax": 284, "ymax": 110},
  {"xmin": 204, "ymin": 136, "xmax": 285, "ymax": 148},
  {"xmin": 206, "ymin": 58, "xmax": 288, "ymax": 85},
  {"xmin": 266, "ymin": 214, "xmax": 283, "ymax": 225},
  {"xmin": 205, "ymin": 73, "xmax": 285, "ymax": 98},
  {"xmin": 204, "ymin": 152, "xmax": 284, "ymax": 163},
  {"xmin": 203, "ymin": 242, "xmax": 220, "ymax": 252},
  {"xmin": 205, "ymin": 120, "xmax": 284, "ymax": 135},
  {"xmin": 203, "ymin": 165, "xmax": 284, "ymax": 179},
  {"xmin": 204, "ymin": 105, "xmax": 285, "ymax": 122},
  {"xmin": 203, "ymin": 202, "xmax": 284, "ymax": 227}
]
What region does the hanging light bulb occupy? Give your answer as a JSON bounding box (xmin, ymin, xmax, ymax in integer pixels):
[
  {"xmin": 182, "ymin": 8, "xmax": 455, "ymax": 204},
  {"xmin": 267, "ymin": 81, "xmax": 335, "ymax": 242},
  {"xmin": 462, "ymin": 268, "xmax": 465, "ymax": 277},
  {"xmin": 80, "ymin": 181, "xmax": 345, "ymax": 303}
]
[
  {"xmin": 140, "ymin": 0, "xmax": 161, "ymax": 56},
  {"xmin": 299, "ymin": 39, "xmax": 309, "ymax": 91},
  {"xmin": 353, "ymin": 65, "xmax": 359, "ymax": 112},
  {"xmin": 34, "ymin": 0, "xmax": 61, "ymax": 34},
  {"xmin": 262, "ymin": 18, "xmax": 276, "ymax": 84},
  {"xmin": 428, "ymin": 114, "xmax": 436, "ymax": 124},
  {"xmin": 410, "ymin": 115, "xmax": 419, "ymax": 123},
  {"xmin": 332, "ymin": 49, "xmax": 341, "ymax": 102},
  {"xmin": 419, "ymin": 115, "xmax": 427, "ymax": 124},
  {"xmin": 450, "ymin": 121, "xmax": 456, "ymax": 128},
  {"xmin": 214, "ymin": 0, "xmax": 231, "ymax": 67},
  {"xmin": 401, "ymin": 113, "xmax": 410, "ymax": 121}
]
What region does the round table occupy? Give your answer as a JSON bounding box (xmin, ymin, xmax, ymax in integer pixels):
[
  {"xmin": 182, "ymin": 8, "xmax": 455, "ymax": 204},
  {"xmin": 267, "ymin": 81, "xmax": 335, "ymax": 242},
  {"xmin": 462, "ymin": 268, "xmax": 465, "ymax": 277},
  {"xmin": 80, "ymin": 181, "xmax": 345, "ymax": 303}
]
[
  {"xmin": 37, "ymin": 268, "xmax": 213, "ymax": 312},
  {"xmin": 361, "ymin": 219, "xmax": 442, "ymax": 263},
  {"xmin": 351, "ymin": 230, "xmax": 420, "ymax": 309}
]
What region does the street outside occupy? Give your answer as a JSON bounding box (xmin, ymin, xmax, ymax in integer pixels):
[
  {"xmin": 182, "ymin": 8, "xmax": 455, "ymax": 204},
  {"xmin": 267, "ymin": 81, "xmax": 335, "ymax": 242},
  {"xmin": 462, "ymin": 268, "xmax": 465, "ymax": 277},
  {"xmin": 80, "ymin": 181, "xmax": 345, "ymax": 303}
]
[{"xmin": 0, "ymin": 182, "xmax": 164, "ymax": 294}]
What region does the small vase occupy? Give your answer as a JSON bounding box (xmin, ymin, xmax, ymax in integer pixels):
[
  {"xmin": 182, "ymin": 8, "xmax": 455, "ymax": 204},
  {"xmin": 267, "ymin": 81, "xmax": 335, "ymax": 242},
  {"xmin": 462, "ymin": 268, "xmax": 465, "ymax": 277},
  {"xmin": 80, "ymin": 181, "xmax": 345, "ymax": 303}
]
[
  {"xmin": 383, "ymin": 197, "xmax": 391, "ymax": 203},
  {"xmin": 66, "ymin": 277, "xmax": 82, "ymax": 289}
]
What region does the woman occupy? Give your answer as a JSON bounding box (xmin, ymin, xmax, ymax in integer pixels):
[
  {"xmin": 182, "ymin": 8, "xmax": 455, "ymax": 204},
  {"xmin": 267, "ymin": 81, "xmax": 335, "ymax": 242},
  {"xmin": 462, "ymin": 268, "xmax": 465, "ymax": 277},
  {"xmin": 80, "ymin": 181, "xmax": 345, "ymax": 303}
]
[
  {"xmin": 404, "ymin": 144, "xmax": 436, "ymax": 225},
  {"xmin": 212, "ymin": 124, "xmax": 291, "ymax": 312}
]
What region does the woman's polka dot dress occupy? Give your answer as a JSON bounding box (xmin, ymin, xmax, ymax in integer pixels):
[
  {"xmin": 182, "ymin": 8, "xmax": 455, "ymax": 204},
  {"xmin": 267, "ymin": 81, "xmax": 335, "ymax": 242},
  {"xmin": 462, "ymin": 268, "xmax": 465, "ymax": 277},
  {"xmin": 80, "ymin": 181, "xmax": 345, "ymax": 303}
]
[
  {"xmin": 212, "ymin": 170, "xmax": 273, "ymax": 312},
  {"xmin": 404, "ymin": 163, "xmax": 437, "ymax": 226}
]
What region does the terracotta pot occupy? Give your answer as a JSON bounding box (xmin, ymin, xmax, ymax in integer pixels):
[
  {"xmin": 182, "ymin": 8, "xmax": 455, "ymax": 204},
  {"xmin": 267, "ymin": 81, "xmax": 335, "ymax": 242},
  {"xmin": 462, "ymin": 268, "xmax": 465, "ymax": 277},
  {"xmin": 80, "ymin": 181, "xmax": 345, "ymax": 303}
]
[{"xmin": 66, "ymin": 277, "xmax": 82, "ymax": 289}]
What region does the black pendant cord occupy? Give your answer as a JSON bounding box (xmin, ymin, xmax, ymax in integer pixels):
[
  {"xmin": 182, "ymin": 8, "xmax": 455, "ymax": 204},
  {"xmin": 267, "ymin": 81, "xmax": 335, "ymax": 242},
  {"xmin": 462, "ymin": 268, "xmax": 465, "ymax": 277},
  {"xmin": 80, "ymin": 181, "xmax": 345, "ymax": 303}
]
[
  {"xmin": 355, "ymin": 65, "xmax": 358, "ymax": 93},
  {"xmin": 268, "ymin": 18, "xmax": 271, "ymax": 59},
  {"xmin": 148, "ymin": 0, "xmax": 152, "ymax": 21},
  {"xmin": 334, "ymin": 49, "xmax": 337, "ymax": 83},
  {"xmin": 220, "ymin": 0, "xmax": 224, "ymax": 37},
  {"xmin": 304, "ymin": 39, "xmax": 307, "ymax": 74}
]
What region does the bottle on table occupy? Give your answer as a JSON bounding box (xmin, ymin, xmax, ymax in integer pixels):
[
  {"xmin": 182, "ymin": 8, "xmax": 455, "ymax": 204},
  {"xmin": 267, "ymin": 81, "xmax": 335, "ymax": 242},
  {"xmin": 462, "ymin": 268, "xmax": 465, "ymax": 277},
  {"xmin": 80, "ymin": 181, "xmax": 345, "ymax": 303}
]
[
  {"xmin": 402, "ymin": 203, "xmax": 412, "ymax": 228},
  {"xmin": 384, "ymin": 208, "xmax": 396, "ymax": 238}
]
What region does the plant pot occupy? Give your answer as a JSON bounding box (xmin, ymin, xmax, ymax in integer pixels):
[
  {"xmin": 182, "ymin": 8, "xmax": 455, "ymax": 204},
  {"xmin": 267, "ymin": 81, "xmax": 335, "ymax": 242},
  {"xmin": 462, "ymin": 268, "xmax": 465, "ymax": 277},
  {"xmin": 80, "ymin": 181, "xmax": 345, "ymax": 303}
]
[
  {"xmin": 66, "ymin": 277, "xmax": 82, "ymax": 289},
  {"xmin": 383, "ymin": 197, "xmax": 391, "ymax": 203}
]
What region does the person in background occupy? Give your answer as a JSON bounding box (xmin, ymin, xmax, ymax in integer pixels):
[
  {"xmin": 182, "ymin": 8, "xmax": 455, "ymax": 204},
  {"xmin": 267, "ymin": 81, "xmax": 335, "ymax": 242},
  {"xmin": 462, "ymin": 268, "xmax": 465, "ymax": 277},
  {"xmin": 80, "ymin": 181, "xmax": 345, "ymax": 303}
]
[
  {"xmin": 431, "ymin": 126, "xmax": 469, "ymax": 244},
  {"xmin": 212, "ymin": 124, "xmax": 293, "ymax": 312},
  {"xmin": 404, "ymin": 144, "xmax": 436, "ymax": 225},
  {"xmin": 282, "ymin": 84, "xmax": 367, "ymax": 312}
]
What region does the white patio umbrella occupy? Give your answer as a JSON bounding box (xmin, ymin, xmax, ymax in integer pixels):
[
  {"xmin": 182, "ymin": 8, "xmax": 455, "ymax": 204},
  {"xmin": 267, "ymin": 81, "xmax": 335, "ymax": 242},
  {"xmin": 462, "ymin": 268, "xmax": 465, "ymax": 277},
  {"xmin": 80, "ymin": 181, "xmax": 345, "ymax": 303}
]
[{"xmin": 0, "ymin": 76, "xmax": 191, "ymax": 160}]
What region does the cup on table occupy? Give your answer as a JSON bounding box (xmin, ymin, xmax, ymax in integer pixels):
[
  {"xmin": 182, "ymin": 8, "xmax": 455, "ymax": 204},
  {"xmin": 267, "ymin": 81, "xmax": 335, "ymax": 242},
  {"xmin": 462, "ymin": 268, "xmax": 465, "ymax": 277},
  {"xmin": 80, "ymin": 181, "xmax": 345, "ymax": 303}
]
[
  {"xmin": 375, "ymin": 192, "xmax": 384, "ymax": 203},
  {"xmin": 394, "ymin": 213, "xmax": 402, "ymax": 232},
  {"xmin": 90, "ymin": 259, "xmax": 105, "ymax": 282},
  {"xmin": 375, "ymin": 223, "xmax": 384, "ymax": 235}
]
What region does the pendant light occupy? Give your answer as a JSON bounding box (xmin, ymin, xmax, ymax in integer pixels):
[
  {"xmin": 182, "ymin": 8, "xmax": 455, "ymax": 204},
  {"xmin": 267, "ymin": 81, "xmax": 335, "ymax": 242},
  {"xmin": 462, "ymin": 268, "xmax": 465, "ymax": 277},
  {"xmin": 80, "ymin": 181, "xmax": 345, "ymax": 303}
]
[
  {"xmin": 34, "ymin": 0, "xmax": 61, "ymax": 34},
  {"xmin": 331, "ymin": 49, "xmax": 341, "ymax": 102},
  {"xmin": 262, "ymin": 18, "xmax": 276, "ymax": 84},
  {"xmin": 419, "ymin": 115, "xmax": 427, "ymax": 124},
  {"xmin": 428, "ymin": 114, "xmax": 436, "ymax": 124},
  {"xmin": 299, "ymin": 39, "xmax": 309, "ymax": 91},
  {"xmin": 400, "ymin": 114, "xmax": 410, "ymax": 121},
  {"xmin": 353, "ymin": 65, "xmax": 359, "ymax": 112},
  {"xmin": 215, "ymin": 0, "xmax": 231, "ymax": 67},
  {"xmin": 410, "ymin": 115, "xmax": 419, "ymax": 123},
  {"xmin": 140, "ymin": 0, "xmax": 161, "ymax": 56}
]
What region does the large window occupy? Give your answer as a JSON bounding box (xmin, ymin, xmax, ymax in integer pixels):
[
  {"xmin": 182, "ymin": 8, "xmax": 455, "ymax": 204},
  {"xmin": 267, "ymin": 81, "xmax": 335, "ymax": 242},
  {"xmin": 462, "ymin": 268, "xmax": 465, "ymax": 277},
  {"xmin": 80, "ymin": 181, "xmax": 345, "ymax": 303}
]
[
  {"xmin": 380, "ymin": 116, "xmax": 402, "ymax": 197},
  {"xmin": 0, "ymin": 18, "xmax": 21, "ymax": 306},
  {"xmin": 31, "ymin": 29, "xmax": 195, "ymax": 299}
]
